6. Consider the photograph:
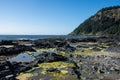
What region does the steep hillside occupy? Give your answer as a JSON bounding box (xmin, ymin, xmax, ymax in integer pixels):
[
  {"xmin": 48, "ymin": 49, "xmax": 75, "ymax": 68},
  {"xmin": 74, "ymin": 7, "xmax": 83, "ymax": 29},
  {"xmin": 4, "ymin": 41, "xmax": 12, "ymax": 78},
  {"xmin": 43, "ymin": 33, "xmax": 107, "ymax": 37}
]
[{"xmin": 70, "ymin": 6, "xmax": 120, "ymax": 36}]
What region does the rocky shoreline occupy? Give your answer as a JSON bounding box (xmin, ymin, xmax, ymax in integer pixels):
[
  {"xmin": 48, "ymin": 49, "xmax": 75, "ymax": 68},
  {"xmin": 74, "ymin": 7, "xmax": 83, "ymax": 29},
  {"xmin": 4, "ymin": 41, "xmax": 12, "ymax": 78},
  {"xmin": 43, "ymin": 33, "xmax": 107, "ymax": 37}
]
[{"xmin": 0, "ymin": 37, "xmax": 120, "ymax": 80}]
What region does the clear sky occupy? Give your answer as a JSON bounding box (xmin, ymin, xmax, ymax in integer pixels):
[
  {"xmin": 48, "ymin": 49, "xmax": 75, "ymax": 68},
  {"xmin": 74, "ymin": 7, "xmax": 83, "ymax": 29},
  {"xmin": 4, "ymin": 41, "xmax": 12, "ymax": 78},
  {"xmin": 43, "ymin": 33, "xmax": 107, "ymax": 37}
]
[{"xmin": 0, "ymin": 0, "xmax": 119, "ymax": 35}]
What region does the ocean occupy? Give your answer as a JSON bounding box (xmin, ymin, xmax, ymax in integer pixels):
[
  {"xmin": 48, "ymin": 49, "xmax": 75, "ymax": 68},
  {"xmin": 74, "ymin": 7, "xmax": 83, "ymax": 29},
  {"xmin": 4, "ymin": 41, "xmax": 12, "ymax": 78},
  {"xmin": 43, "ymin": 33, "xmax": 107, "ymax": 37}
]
[{"xmin": 0, "ymin": 35, "xmax": 88, "ymax": 40}]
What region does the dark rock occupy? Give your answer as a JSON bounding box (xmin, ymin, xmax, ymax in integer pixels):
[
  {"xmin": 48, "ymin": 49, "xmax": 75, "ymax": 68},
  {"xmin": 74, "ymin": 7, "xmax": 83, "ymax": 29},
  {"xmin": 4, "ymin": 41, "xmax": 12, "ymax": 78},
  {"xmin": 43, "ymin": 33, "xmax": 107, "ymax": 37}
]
[
  {"xmin": 91, "ymin": 47, "xmax": 101, "ymax": 51},
  {"xmin": 105, "ymin": 44, "xmax": 120, "ymax": 53},
  {"xmin": 0, "ymin": 45, "xmax": 35, "ymax": 56},
  {"xmin": 0, "ymin": 40, "xmax": 18, "ymax": 45},
  {"xmin": 38, "ymin": 52, "xmax": 68, "ymax": 63},
  {"xmin": 34, "ymin": 39, "xmax": 76, "ymax": 52},
  {"xmin": 93, "ymin": 66, "xmax": 98, "ymax": 71},
  {"xmin": 114, "ymin": 66, "xmax": 120, "ymax": 71},
  {"xmin": 0, "ymin": 60, "xmax": 17, "ymax": 80},
  {"xmin": 34, "ymin": 39, "xmax": 54, "ymax": 48},
  {"xmin": 46, "ymin": 68, "xmax": 60, "ymax": 73}
]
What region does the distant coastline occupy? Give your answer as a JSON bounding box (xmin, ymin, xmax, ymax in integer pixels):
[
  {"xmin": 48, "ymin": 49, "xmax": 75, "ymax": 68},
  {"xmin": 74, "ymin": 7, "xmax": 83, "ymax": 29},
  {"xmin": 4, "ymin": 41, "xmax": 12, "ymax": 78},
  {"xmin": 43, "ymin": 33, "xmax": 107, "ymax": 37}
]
[{"xmin": 0, "ymin": 35, "xmax": 92, "ymax": 40}]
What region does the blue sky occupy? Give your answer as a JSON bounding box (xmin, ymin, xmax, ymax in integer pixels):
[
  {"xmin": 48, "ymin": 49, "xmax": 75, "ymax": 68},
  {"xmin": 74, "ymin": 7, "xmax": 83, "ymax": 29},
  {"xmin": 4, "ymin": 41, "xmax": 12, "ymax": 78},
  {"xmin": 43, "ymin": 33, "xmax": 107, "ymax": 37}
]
[{"xmin": 0, "ymin": 0, "xmax": 119, "ymax": 35}]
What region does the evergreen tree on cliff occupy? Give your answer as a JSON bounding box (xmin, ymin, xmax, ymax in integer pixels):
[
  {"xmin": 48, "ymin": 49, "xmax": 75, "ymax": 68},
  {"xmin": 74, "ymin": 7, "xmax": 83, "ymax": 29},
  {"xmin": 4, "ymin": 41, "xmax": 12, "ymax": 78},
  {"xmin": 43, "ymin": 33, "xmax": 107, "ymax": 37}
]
[{"xmin": 70, "ymin": 6, "xmax": 120, "ymax": 36}]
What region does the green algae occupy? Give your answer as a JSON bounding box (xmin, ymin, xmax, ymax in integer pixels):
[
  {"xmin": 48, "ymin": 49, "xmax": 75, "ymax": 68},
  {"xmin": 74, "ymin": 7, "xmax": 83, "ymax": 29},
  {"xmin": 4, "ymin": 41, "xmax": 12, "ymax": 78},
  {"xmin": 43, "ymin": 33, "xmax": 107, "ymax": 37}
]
[
  {"xmin": 17, "ymin": 61, "xmax": 75, "ymax": 80},
  {"xmin": 37, "ymin": 61, "xmax": 74, "ymax": 70}
]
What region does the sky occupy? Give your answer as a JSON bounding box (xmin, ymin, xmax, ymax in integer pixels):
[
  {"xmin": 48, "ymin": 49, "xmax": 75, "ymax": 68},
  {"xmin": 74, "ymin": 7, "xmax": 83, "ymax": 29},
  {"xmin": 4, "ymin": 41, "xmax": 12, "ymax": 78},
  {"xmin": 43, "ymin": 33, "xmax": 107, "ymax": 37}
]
[{"xmin": 0, "ymin": 0, "xmax": 120, "ymax": 35}]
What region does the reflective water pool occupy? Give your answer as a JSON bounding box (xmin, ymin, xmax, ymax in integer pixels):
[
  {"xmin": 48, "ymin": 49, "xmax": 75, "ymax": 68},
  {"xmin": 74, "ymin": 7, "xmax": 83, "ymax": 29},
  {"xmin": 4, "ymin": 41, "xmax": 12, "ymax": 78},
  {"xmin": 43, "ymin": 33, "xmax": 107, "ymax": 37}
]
[{"xmin": 9, "ymin": 53, "xmax": 34, "ymax": 62}]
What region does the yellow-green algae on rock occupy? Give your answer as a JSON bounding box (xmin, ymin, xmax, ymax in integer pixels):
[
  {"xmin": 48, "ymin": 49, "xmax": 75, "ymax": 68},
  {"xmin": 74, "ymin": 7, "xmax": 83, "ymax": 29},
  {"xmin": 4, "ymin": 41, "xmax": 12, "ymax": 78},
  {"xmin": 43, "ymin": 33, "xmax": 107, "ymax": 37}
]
[
  {"xmin": 17, "ymin": 61, "xmax": 77, "ymax": 80},
  {"xmin": 37, "ymin": 61, "xmax": 74, "ymax": 69},
  {"xmin": 17, "ymin": 73, "xmax": 33, "ymax": 80}
]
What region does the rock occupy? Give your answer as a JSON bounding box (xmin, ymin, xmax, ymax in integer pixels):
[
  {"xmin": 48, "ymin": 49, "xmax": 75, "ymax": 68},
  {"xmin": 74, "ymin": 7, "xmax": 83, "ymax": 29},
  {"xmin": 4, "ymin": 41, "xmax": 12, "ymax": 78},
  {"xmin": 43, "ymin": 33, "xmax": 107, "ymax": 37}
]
[
  {"xmin": 78, "ymin": 38, "xmax": 97, "ymax": 42},
  {"xmin": 93, "ymin": 66, "xmax": 98, "ymax": 71},
  {"xmin": 56, "ymin": 41, "xmax": 76, "ymax": 52},
  {"xmin": 0, "ymin": 51, "xmax": 68, "ymax": 80},
  {"xmin": 34, "ymin": 39, "xmax": 55, "ymax": 48},
  {"xmin": 38, "ymin": 52, "xmax": 68, "ymax": 63},
  {"xmin": 105, "ymin": 44, "xmax": 120, "ymax": 53},
  {"xmin": 0, "ymin": 60, "xmax": 17, "ymax": 80},
  {"xmin": 46, "ymin": 68, "xmax": 60, "ymax": 73},
  {"xmin": 91, "ymin": 47, "xmax": 101, "ymax": 51},
  {"xmin": 0, "ymin": 40, "xmax": 17, "ymax": 45},
  {"xmin": 114, "ymin": 66, "xmax": 120, "ymax": 71},
  {"xmin": 34, "ymin": 39, "xmax": 76, "ymax": 52},
  {"xmin": 0, "ymin": 45, "xmax": 35, "ymax": 56}
]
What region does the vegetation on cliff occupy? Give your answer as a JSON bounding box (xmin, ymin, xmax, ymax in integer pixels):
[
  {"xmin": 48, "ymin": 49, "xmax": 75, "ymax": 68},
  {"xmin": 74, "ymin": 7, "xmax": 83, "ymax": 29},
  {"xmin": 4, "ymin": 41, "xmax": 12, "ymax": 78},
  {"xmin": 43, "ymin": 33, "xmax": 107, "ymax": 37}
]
[{"xmin": 70, "ymin": 6, "xmax": 120, "ymax": 36}]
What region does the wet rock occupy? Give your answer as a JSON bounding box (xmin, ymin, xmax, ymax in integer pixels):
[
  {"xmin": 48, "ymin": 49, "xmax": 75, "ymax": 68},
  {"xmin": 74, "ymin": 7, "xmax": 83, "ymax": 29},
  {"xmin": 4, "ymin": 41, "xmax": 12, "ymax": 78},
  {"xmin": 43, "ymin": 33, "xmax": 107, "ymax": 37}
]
[
  {"xmin": 77, "ymin": 45, "xmax": 89, "ymax": 48},
  {"xmin": 114, "ymin": 66, "xmax": 120, "ymax": 71},
  {"xmin": 91, "ymin": 47, "xmax": 101, "ymax": 51},
  {"xmin": 99, "ymin": 67, "xmax": 107, "ymax": 74},
  {"xmin": 55, "ymin": 41, "xmax": 76, "ymax": 52},
  {"xmin": 38, "ymin": 52, "xmax": 68, "ymax": 63},
  {"xmin": 46, "ymin": 68, "xmax": 60, "ymax": 73},
  {"xmin": 34, "ymin": 39, "xmax": 57, "ymax": 48},
  {"xmin": 0, "ymin": 40, "xmax": 17, "ymax": 45},
  {"xmin": 0, "ymin": 45, "xmax": 35, "ymax": 56},
  {"xmin": 105, "ymin": 44, "xmax": 120, "ymax": 53},
  {"xmin": 0, "ymin": 60, "xmax": 17, "ymax": 80},
  {"xmin": 2, "ymin": 51, "xmax": 68, "ymax": 78},
  {"xmin": 93, "ymin": 66, "xmax": 98, "ymax": 71},
  {"xmin": 34, "ymin": 39, "xmax": 76, "ymax": 52}
]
